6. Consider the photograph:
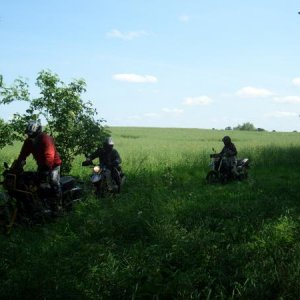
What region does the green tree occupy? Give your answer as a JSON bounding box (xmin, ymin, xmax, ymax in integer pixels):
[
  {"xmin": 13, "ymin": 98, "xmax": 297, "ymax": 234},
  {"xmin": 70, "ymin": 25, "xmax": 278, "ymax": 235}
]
[
  {"xmin": 234, "ymin": 122, "xmax": 256, "ymax": 131},
  {"xmin": 0, "ymin": 76, "xmax": 21, "ymax": 148},
  {"xmin": 0, "ymin": 70, "xmax": 108, "ymax": 173}
]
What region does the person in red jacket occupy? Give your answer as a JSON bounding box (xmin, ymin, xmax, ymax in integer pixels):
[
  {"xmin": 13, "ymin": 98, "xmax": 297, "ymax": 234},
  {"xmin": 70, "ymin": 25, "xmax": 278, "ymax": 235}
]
[{"xmin": 17, "ymin": 120, "xmax": 62, "ymax": 215}]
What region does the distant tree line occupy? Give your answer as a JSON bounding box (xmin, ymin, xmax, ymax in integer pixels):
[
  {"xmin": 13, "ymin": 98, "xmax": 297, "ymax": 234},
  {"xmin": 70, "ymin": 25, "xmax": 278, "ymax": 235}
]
[{"xmin": 225, "ymin": 122, "xmax": 266, "ymax": 132}]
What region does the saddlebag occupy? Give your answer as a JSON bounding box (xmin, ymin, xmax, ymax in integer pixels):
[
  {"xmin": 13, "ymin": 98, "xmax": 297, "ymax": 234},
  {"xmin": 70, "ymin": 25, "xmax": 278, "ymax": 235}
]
[
  {"xmin": 60, "ymin": 176, "xmax": 75, "ymax": 190},
  {"xmin": 237, "ymin": 158, "xmax": 249, "ymax": 167}
]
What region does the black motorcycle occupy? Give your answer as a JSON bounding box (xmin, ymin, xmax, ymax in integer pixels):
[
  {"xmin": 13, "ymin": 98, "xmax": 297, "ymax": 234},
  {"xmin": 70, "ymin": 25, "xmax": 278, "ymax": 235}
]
[
  {"xmin": 0, "ymin": 160, "xmax": 82, "ymax": 234},
  {"xmin": 82, "ymin": 160, "xmax": 125, "ymax": 198},
  {"xmin": 206, "ymin": 151, "xmax": 250, "ymax": 184}
]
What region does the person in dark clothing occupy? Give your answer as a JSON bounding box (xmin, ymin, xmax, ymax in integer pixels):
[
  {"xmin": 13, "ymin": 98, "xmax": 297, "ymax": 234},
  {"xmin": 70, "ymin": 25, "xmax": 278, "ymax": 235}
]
[
  {"xmin": 219, "ymin": 136, "xmax": 238, "ymax": 176},
  {"xmin": 85, "ymin": 136, "xmax": 122, "ymax": 191},
  {"xmin": 17, "ymin": 120, "xmax": 62, "ymax": 215}
]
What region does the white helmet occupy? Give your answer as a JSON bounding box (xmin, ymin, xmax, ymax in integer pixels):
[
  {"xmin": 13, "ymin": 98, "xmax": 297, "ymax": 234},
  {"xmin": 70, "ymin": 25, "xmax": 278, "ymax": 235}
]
[
  {"xmin": 103, "ymin": 136, "xmax": 114, "ymax": 146},
  {"xmin": 25, "ymin": 120, "xmax": 42, "ymax": 137}
]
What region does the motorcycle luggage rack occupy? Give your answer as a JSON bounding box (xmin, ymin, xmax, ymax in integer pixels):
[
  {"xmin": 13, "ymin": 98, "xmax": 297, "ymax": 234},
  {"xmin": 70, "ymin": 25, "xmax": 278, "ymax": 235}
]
[
  {"xmin": 3, "ymin": 173, "xmax": 17, "ymax": 190},
  {"xmin": 60, "ymin": 176, "xmax": 76, "ymax": 190},
  {"xmin": 4, "ymin": 173, "xmax": 35, "ymax": 199},
  {"xmin": 239, "ymin": 158, "xmax": 249, "ymax": 166}
]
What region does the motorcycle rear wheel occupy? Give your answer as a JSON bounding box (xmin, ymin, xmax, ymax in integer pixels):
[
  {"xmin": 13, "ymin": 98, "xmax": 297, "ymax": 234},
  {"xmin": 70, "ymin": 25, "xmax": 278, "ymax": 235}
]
[{"xmin": 206, "ymin": 170, "xmax": 220, "ymax": 184}]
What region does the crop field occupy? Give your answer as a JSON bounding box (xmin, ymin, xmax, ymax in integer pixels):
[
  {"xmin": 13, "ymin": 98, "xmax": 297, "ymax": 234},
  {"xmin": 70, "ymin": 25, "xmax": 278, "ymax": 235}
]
[{"xmin": 0, "ymin": 127, "xmax": 300, "ymax": 299}]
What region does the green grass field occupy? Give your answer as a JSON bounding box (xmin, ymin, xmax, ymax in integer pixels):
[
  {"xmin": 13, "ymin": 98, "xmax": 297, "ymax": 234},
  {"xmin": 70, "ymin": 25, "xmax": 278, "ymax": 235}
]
[{"xmin": 0, "ymin": 127, "xmax": 300, "ymax": 299}]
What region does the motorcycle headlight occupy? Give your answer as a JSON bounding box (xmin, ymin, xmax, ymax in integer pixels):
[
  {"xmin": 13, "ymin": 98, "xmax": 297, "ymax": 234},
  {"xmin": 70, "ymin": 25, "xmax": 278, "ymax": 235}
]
[{"xmin": 93, "ymin": 166, "xmax": 101, "ymax": 173}]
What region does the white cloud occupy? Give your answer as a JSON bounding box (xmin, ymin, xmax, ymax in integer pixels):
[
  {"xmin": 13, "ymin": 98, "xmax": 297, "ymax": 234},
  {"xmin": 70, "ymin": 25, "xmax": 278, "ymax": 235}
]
[
  {"xmin": 236, "ymin": 86, "xmax": 274, "ymax": 98},
  {"xmin": 292, "ymin": 77, "xmax": 300, "ymax": 87},
  {"xmin": 265, "ymin": 111, "xmax": 298, "ymax": 118},
  {"xmin": 274, "ymin": 96, "xmax": 300, "ymax": 104},
  {"xmin": 182, "ymin": 96, "xmax": 212, "ymax": 106},
  {"xmin": 162, "ymin": 108, "xmax": 184, "ymax": 114},
  {"xmin": 179, "ymin": 14, "xmax": 190, "ymax": 22},
  {"xmin": 113, "ymin": 73, "xmax": 158, "ymax": 83},
  {"xmin": 106, "ymin": 29, "xmax": 147, "ymax": 40}
]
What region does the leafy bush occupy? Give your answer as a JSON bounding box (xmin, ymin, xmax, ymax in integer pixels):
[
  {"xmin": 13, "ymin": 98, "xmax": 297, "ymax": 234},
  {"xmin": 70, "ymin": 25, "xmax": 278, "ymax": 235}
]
[{"xmin": 0, "ymin": 118, "xmax": 14, "ymax": 149}]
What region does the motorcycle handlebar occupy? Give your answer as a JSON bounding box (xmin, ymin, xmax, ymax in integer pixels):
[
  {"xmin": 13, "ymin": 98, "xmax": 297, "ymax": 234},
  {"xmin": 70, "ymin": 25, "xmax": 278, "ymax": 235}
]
[{"xmin": 82, "ymin": 161, "xmax": 111, "ymax": 170}]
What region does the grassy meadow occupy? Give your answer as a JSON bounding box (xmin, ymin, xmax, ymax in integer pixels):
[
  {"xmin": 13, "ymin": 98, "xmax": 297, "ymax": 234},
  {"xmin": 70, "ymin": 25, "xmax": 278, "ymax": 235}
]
[{"xmin": 0, "ymin": 127, "xmax": 300, "ymax": 299}]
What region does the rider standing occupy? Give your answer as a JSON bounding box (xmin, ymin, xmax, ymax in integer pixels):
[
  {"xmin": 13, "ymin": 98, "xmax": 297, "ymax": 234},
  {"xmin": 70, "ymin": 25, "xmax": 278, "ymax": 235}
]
[
  {"xmin": 85, "ymin": 136, "xmax": 122, "ymax": 191},
  {"xmin": 219, "ymin": 136, "xmax": 238, "ymax": 176},
  {"xmin": 17, "ymin": 120, "xmax": 62, "ymax": 215}
]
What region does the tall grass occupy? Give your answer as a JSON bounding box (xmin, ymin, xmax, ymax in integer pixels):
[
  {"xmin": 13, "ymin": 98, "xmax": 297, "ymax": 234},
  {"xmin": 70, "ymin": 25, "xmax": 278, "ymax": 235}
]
[{"xmin": 0, "ymin": 128, "xmax": 300, "ymax": 299}]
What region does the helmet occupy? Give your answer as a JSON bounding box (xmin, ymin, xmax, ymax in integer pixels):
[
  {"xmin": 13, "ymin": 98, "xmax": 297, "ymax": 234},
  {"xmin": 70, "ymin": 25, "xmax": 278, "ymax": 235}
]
[
  {"xmin": 25, "ymin": 120, "xmax": 42, "ymax": 137},
  {"xmin": 222, "ymin": 136, "xmax": 231, "ymax": 144},
  {"xmin": 103, "ymin": 136, "xmax": 114, "ymax": 146}
]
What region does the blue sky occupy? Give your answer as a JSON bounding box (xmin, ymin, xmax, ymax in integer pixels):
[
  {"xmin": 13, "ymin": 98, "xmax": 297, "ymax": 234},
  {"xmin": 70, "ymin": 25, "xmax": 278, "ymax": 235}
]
[{"xmin": 1, "ymin": 0, "xmax": 300, "ymax": 131}]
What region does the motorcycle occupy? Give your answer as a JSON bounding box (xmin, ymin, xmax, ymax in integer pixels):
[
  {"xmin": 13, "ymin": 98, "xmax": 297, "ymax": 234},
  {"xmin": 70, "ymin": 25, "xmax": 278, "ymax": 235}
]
[
  {"xmin": 82, "ymin": 160, "xmax": 125, "ymax": 198},
  {"xmin": 206, "ymin": 149, "xmax": 250, "ymax": 184},
  {"xmin": 0, "ymin": 160, "xmax": 83, "ymax": 234}
]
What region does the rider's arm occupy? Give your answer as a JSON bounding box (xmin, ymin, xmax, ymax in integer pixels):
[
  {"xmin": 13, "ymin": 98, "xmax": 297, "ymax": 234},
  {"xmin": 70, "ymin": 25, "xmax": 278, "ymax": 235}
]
[
  {"xmin": 227, "ymin": 144, "xmax": 237, "ymax": 156},
  {"xmin": 18, "ymin": 139, "xmax": 33, "ymax": 162},
  {"xmin": 112, "ymin": 149, "xmax": 122, "ymax": 166},
  {"xmin": 223, "ymin": 145, "xmax": 237, "ymax": 157},
  {"xmin": 88, "ymin": 148, "xmax": 101, "ymax": 161},
  {"xmin": 82, "ymin": 148, "xmax": 101, "ymax": 166}
]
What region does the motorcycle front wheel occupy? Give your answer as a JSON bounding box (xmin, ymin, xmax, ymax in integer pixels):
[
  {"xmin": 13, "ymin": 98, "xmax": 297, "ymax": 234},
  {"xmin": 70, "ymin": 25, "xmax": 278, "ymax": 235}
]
[
  {"xmin": 0, "ymin": 202, "xmax": 18, "ymax": 235},
  {"xmin": 206, "ymin": 170, "xmax": 220, "ymax": 184},
  {"xmin": 94, "ymin": 180, "xmax": 110, "ymax": 198}
]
